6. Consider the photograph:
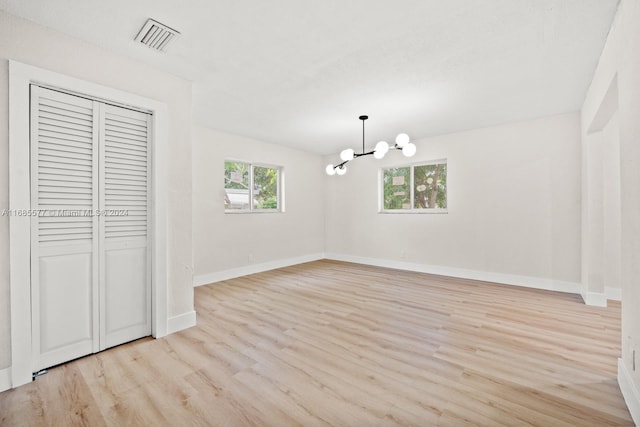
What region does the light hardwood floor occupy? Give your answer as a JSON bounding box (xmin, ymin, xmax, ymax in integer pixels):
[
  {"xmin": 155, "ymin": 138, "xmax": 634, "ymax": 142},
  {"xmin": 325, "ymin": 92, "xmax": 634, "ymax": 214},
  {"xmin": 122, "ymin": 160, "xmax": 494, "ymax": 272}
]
[{"xmin": 0, "ymin": 260, "xmax": 633, "ymax": 426}]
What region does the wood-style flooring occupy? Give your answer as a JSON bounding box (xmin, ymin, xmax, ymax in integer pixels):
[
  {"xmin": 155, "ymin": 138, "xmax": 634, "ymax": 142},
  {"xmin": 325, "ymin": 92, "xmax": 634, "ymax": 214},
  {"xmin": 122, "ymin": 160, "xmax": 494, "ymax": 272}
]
[{"xmin": 0, "ymin": 260, "xmax": 633, "ymax": 426}]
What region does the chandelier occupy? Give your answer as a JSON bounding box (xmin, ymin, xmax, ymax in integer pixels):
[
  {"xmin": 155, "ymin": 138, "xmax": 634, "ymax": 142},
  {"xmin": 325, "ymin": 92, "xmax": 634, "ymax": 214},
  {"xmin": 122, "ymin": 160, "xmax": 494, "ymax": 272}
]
[{"xmin": 325, "ymin": 115, "xmax": 416, "ymax": 175}]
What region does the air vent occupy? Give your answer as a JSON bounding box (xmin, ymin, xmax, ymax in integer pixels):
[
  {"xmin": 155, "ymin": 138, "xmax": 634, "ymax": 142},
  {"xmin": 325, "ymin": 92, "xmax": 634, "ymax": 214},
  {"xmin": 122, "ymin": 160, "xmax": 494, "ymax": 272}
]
[{"xmin": 135, "ymin": 18, "xmax": 180, "ymax": 52}]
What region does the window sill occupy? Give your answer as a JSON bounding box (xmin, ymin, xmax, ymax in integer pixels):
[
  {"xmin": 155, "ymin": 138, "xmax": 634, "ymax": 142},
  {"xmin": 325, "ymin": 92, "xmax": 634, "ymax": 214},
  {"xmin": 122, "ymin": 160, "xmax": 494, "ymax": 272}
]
[
  {"xmin": 378, "ymin": 209, "xmax": 448, "ymax": 214},
  {"xmin": 225, "ymin": 210, "xmax": 282, "ymax": 214}
]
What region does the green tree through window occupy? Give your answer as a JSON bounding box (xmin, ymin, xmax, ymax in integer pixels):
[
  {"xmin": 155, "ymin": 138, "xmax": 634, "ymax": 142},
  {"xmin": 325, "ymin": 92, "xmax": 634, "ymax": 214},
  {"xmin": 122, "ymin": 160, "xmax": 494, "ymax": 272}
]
[
  {"xmin": 381, "ymin": 160, "xmax": 447, "ymax": 212},
  {"xmin": 414, "ymin": 163, "xmax": 447, "ymax": 209},
  {"xmin": 253, "ymin": 166, "xmax": 278, "ymax": 209},
  {"xmin": 224, "ymin": 161, "xmax": 282, "ymax": 212},
  {"xmin": 383, "ymin": 167, "xmax": 410, "ymax": 210}
]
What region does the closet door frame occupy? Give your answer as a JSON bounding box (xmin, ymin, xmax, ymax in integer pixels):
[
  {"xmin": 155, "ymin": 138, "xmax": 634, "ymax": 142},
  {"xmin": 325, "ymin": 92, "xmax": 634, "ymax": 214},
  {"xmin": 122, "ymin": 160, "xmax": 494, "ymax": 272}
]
[{"xmin": 9, "ymin": 61, "xmax": 170, "ymax": 388}]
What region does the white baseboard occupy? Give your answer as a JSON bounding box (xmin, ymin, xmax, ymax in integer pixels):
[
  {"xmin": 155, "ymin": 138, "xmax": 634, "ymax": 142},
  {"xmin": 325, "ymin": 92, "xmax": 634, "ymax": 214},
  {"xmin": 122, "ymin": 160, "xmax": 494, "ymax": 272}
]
[
  {"xmin": 193, "ymin": 252, "xmax": 585, "ymax": 301},
  {"xmin": 325, "ymin": 253, "xmax": 581, "ymax": 294},
  {"xmin": 0, "ymin": 367, "xmax": 11, "ymax": 392},
  {"xmin": 193, "ymin": 253, "xmax": 325, "ymax": 286},
  {"xmin": 618, "ymin": 358, "xmax": 640, "ymax": 426},
  {"xmin": 607, "ymin": 286, "xmax": 622, "ymax": 301},
  {"xmin": 579, "ymin": 284, "xmax": 620, "ymax": 307},
  {"xmin": 581, "ymin": 291, "xmax": 608, "ymax": 307},
  {"xmin": 167, "ymin": 310, "xmax": 196, "ymax": 335}
]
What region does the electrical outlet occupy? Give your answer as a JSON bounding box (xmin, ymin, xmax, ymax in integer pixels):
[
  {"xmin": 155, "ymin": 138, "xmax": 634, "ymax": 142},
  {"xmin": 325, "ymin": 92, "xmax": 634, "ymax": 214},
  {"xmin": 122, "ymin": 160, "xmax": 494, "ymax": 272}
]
[
  {"xmin": 400, "ymin": 250, "xmax": 407, "ymax": 259},
  {"xmin": 248, "ymin": 253, "xmax": 254, "ymax": 264}
]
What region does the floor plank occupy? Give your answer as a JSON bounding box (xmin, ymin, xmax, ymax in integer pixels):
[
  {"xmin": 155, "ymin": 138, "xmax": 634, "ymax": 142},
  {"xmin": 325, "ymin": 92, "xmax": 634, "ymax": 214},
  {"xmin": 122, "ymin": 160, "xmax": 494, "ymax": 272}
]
[{"xmin": 0, "ymin": 260, "xmax": 633, "ymax": 426}]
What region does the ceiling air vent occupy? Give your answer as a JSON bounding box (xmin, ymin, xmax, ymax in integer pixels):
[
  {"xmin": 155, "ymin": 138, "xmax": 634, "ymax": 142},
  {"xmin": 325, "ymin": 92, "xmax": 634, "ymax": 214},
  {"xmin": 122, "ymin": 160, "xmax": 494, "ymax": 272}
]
[{"xmin": 135, "ymin": 18, "xmax": 180, "ymax": 52}]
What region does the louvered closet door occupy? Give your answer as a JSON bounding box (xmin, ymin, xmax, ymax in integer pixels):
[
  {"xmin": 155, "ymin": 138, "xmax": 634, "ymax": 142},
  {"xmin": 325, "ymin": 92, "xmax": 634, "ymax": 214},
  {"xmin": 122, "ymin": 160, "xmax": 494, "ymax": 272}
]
[
  {"xmin": 99, "ymin": 104, "xmax": 151, "ymax": 350},
  {"xmin": 31, "ymin": 86, "xmax": 151, "ymax": 371},
  {"xmin": 31, "ymin": 86, "xmax": 100, "ymax": 370}
]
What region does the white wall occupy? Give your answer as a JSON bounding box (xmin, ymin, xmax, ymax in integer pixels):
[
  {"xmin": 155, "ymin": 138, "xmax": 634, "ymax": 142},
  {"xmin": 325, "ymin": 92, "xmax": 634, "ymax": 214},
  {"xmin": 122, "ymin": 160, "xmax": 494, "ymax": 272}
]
[
  {"xmin": 581, "ymin": 0, "xmax": 640, "ymax": 422},
  {"xmin": 192, "ymin": 126, "xmax": 325, "ymax": 284},
  {"xmin": 0, "ymin": 12, "xmax": 194, "ymax": 371},
  {"xmin": 325, "ymin": 113, "xmax": 582, "ymax": 289}
]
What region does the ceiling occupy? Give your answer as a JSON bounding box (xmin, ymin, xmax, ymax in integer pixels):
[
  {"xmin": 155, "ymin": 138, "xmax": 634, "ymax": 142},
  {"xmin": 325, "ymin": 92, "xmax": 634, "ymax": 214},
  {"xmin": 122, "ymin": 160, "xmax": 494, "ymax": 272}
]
[{"xmin": 0, "ymin": 0, "xmax": 619, "ymax": 155}]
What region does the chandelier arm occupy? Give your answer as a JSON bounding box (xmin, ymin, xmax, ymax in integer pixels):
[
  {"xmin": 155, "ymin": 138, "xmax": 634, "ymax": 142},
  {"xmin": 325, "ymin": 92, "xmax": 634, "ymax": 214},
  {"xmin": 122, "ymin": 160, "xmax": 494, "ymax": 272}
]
[
  {"xmin": 334, "ymin": 159, "xmax": 349, "ymax": 169},
  {"xmin": 353, "ymin": 150, "xmax": 375, "ymax": 158},
  {"xmin": 332, "ymin": 150, "xmax": 374, "ymax": 171}
]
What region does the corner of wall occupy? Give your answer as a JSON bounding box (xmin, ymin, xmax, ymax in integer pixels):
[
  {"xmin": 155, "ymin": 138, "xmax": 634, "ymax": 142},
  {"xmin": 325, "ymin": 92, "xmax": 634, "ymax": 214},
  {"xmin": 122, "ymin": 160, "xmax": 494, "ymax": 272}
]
[
  {"xmin": 193, "ymin": 253, "xmax": 325, "ymax": 286},
  {"xmin": 0, "ymin": 367, "xmax": 11, "ymax": 392}
]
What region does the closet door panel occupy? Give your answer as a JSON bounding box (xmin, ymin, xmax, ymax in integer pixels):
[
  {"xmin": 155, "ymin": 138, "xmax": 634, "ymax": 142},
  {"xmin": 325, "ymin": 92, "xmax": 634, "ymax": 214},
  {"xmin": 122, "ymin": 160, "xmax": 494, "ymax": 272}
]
[
  {"xmin": 31, "ymin": 86, "xmax": 100, "ymax": 371},
  {"xmin": 99, "ymin": 104, "xmax": 151, "ymax": 350},
  {"xmin": 103, "ymin": 246, "xmax": 149, "ymax": 348},
  {"xmin": 37, "ymin": 252, "xmax": 93, "ymax": 369}
]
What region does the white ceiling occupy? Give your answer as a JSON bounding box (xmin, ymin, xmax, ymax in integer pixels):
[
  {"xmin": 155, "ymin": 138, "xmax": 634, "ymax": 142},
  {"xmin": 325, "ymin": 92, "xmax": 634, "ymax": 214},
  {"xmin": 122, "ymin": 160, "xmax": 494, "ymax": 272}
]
[{"xmin": 0, "ymin": 0, "xmax": 619, "ymax": 154}]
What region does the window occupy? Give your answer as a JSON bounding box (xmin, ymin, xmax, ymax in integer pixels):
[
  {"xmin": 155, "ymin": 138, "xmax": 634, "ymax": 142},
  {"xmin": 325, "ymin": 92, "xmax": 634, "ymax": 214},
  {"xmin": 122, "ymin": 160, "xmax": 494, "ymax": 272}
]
[
  {"xmin": 381, "ymin": 160, "xmax": 447, "ymax": 213},
  {"xmin": 224, "ymin": 161, "xmax": 282, "ymax": 212}
]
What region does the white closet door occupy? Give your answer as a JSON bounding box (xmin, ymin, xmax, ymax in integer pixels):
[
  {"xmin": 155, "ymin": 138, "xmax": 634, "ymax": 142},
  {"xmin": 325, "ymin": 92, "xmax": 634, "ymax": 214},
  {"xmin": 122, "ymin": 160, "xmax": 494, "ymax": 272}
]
[
  {"xmin": 31, "ymin": 87, "xmax": 152, "ymax": 371},
  {"xmin": 99, "ymin": 104, "xmax": 151, "ymax": 350},
  {"xmin": 30, "ymin": 86, "xmax": 100, "ymax": 371}
]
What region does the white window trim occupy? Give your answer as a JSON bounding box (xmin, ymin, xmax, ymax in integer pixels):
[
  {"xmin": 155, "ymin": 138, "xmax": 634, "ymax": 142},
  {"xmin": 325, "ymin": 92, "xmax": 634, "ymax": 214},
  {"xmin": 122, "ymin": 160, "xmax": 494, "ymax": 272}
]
[
  {"xmin": 9, "ymin": 60, "xmax": 170, "ymax": 388},
  {"xmin": 224, "ymin": 160, "xmax": 284, "ymax": 213},
  {"xmin": 379, "ymin": 158, "xmax": 448, "ymax": 214}
]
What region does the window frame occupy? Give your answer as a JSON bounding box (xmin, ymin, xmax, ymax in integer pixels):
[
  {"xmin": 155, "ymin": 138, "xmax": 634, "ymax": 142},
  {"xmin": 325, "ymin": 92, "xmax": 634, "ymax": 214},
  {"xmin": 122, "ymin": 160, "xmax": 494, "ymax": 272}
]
[
  {"xmin": 224, "ymin": 160, "xmax": 283, "ymax": 213},
  {"xmin": 379, "ymin": 159, "xmax": 448, "ymax": 214}
]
